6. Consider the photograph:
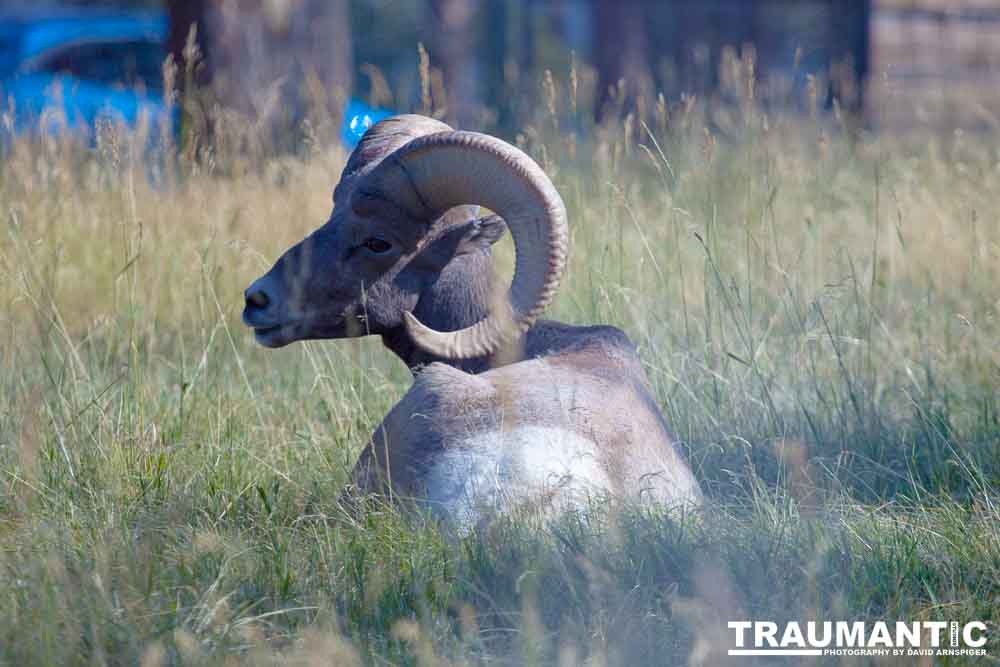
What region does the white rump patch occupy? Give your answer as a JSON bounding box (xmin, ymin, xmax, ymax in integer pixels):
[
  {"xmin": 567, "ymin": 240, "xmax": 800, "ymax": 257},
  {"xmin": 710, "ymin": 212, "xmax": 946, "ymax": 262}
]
[{"xmin": 421, "ymin": 426, "xmax": 610, "ymax": 532}]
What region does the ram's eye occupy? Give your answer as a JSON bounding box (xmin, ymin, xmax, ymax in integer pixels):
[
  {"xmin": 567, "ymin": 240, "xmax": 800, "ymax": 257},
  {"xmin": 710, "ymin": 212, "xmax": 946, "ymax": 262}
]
[{"xmin": 363, "ymin": 237, "xmax": 392, "ymax": 254}]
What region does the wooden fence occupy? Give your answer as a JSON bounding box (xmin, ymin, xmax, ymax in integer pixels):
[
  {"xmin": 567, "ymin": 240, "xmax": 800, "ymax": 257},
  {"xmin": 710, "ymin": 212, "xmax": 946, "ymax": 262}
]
[{"xmin": 872, "ymin": 0, "xmax": 1000, "ymax": 128}]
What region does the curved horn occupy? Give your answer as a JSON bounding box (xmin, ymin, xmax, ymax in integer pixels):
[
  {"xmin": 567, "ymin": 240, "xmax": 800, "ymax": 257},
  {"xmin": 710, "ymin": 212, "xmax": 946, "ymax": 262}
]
[{"xmin": 352, "ymin": 130, "xmax": 568, "ymax": 359}]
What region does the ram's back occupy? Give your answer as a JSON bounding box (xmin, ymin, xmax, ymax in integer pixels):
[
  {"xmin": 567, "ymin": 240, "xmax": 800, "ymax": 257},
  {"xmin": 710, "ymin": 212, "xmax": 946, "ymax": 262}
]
[{"xmin": 348, "ymin": 323, "xmax": 702, "ymax": 531}]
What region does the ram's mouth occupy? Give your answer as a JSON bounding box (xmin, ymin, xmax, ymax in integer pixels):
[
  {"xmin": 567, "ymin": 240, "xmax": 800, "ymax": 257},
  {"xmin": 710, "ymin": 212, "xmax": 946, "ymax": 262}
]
[
  {"xmin": 252, "ymin": 323, "xmax": 297, "ymax": 348},
  {"xmin": 253, "ymin": 324, "xmax": 282, "ymax": 335},
  {"xmin": 242, "ymin": 308, "xmax": 299, "ymax": 347},
  {"xmin": 244, "ymin": 307, "xmax": 351, "ymax": 347}
]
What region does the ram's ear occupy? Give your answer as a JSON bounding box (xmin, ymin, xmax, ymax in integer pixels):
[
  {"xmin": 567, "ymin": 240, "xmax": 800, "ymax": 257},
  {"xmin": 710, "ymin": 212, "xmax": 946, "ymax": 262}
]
[
  {"xmin": 455, "ymin": 214, "xmax": 507, "ymax": 254},
  {"xmin": 411, "ymin": 215, "xmax": 508, "ymax": 274}
]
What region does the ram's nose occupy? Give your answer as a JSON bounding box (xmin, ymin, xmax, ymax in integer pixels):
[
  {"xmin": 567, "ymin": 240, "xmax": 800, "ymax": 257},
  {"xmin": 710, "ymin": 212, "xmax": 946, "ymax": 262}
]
[
  {"xmin": 245, "ymin": 283, "xmax": 271, "ymax": 309},
  {"xmin": 243, "ymin": 275, "xmax": 280, "ymax": 323}
]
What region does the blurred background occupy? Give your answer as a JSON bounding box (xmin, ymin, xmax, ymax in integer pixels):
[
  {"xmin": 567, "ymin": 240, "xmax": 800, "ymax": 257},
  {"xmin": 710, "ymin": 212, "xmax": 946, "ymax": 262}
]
[{"xmin": 2, "ymin": 0, "xmax": 999, "ymax": 150}]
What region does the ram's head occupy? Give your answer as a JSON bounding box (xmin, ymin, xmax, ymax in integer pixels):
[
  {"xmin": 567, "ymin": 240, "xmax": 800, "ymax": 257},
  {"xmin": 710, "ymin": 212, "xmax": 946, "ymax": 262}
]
[{"xmin": 242, "ymin": 115, "xmax": 568, "ymax": 359}]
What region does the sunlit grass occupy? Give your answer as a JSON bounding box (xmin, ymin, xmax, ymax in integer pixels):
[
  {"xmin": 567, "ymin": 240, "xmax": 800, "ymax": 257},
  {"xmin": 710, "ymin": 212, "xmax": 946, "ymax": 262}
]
[{"xmin": 0, "ymin": 61, "xmax": 998, "ymax": 664}]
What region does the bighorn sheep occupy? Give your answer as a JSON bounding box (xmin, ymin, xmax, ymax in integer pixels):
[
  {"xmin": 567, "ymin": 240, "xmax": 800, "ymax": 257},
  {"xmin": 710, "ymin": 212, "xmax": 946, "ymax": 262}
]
[{"xmin": 243, "ymin": 115, "xmax": 702, "ymax": 530}]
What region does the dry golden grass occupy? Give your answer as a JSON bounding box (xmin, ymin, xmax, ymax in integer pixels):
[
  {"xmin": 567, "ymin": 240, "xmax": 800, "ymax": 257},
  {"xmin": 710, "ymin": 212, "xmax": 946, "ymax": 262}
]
[{"xmin": 0, "ymin": 65, "xmax": 998, "ymax": 663}]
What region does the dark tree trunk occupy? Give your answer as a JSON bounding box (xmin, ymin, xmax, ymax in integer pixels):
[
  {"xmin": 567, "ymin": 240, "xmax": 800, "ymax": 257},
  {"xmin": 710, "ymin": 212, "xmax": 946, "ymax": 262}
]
[
  {"xmin": 302, "ymin": 0, "xmax": 353, "ymax": 119},
  {"xmin": 830, "ymin": 0, "xmax": 871, "ymax": 112},
  {"xmin": 191, "ymin": 0, "xmax": 353, "ymax": 149},
  {"xmin": 166, "ymin": 0, "xmax": 212, "ymax": 88},
  {"xmin": 429, "ymin": 0, "xmax": 478, "ymax": 127},
  {"xmin": 594, "ymin": 0, "xmax": 653, "ymax": 121},
  {"xmin": 482, "ymin": 1, "xmax": 509, "ymax": 133}
]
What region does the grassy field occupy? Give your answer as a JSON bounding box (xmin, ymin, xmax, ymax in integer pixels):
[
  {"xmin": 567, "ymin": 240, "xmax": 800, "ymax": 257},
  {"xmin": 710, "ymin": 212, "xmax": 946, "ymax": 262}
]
[{"xmin": 1, "ymin": 70, "xmax": 998, "ymax": 665}]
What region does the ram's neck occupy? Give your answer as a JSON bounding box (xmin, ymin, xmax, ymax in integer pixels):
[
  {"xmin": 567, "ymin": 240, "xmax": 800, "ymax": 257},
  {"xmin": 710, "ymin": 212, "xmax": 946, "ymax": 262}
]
[{"xmin": 380, "ymin": 249, "xmax": 498, "ymax": 375}]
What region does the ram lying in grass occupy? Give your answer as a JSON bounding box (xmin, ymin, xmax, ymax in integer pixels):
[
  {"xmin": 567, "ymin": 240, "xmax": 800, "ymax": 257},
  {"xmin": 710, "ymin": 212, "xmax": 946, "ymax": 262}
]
[{"xmin": 242, "ymin": 114, "xmax": 702, "ymax": 531}]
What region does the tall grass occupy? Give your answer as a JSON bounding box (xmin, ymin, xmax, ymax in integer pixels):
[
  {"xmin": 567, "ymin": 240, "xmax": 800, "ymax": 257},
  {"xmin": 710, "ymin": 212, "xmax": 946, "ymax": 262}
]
[{"xmin": 0, "ymin": 57, "xmax": 998, "ymax": 664}]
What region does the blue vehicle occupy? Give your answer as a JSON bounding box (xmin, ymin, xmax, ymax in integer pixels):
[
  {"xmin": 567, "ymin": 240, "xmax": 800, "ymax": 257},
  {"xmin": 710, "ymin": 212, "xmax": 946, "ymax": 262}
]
[
  {"xmin": 0, "ymin": 8, "xmax": 391, "ymax": 146},
  {"xmin": 0, "ymin": 9, "xmax": 172, "ymax": 136},
  {"xmin": 342, "ymin": 97, "xmax": 393, "ymax": 147}
]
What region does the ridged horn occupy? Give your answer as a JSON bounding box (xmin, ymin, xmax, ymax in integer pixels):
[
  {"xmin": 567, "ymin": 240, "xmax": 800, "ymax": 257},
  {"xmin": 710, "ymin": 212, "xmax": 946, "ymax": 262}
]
[{"xmin": 352, "ymin": 129, "xmax": 568, "ymax": 359}]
